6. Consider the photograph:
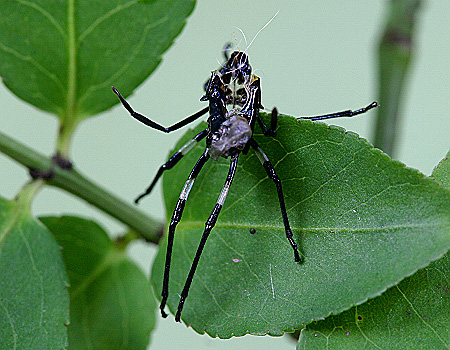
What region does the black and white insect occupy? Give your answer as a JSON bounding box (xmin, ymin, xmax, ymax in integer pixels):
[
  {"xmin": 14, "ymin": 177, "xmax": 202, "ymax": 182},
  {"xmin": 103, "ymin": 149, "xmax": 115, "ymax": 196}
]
[{"xmin": 112, "ymin": 47, "xmax": 377, "ymax": 322}]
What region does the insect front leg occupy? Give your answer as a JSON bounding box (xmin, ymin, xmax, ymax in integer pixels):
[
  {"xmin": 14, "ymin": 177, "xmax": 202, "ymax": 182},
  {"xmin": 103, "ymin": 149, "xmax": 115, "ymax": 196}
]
[
  {"xmin": 160, "ymin": 151, "xmax": 210, "ymax": 318},
  {"xmin": 250, "ymin": 139, "xmax": 302, "ymax": 263},
  {"xmin": 175, "ymin": 155, "xmax": 239, "ymax": 322},
  {"xmin": 135, "ymin": 129, "xmax": 208, "ymax": 203},
  {"xmin": 112, "ymin": 87, "xmax": 209, "ymax": 132}
]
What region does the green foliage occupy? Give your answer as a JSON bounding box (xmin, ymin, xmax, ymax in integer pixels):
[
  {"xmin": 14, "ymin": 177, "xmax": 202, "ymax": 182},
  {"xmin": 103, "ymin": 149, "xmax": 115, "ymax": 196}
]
[
  {"xmin": 0, "ymin": 197, "xmax": 69, "ymax": 349},
  {"xmin": 0, "ymin": 0, "xmax": 195, "ymax": 119},
  {"xmin": 151, "ymin": 114, "xmax": 450, "ymax": 338},
  {"xmin": 297, "ymin": 147, "xmax": 450, "ymax": 349},
  {"xmin": 0, "ymin": 0, "xmax": 449, "ymax": 348},
  {"xmin": 0, "ymin": 0, "xmax": 195, "ymax": 156},
  {"xmin": 41, "ymin": 216, "xmax": 156, "ymax": 350},
  {"xmin": 297, "ymin": 254, "xmax": 450, "ymax": 349},
  {"xmin": 0, "ymin": 0, "xmax": 193, "ymax": 348}
]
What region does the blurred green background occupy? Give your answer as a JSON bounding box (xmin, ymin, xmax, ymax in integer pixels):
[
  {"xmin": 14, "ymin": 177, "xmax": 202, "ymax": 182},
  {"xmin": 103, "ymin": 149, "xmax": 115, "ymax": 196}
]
[{"xmin": 1, "ymin": 1, "xmax": 449, "ymax": 349}]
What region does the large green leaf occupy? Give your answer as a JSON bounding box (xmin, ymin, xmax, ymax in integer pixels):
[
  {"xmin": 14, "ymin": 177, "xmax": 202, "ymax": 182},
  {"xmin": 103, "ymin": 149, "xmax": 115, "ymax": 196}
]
[
  {"xmin": 296, "ymin": 148, "xmax": 450, "ymax": 349},
  {"xmin": 150, "ymin": 113, "xmax": 450, "ymax": 338},
  {"xmin": 0, "ymin": 197, "xmax": 69, "ymax": 349},
  {"xmin": 41, "ymin": 216, "xmax": 156, "ymax": 350},
  {"xmin": 0, "ymin": 0, "xmax": 195, "ymax": 120}
]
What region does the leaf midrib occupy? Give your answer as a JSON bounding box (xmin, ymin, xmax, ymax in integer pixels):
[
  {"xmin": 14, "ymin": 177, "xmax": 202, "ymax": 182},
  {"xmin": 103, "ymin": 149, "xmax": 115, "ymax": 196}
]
[
  {"xmin": 0, "ymin": 202, "xmax": 20, "ymax": 247},
  {"xmin": 66, "ymin": 0, "xmax": 77, "ymax": 121},
  {"xmin": 70, "ymin": 248, "xmax": 126, "ymax": 299},
  {"xmin": 175, "ymin": 221, "xmax": 449, "ymax": 233}
]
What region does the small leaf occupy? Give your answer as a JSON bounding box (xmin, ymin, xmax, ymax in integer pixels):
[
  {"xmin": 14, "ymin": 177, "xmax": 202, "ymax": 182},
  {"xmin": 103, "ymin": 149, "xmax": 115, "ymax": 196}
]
[
  {"xmin": 0, "ymin": 0, "xmax": 195, "ymax": 119},
  {"xmin": 41, "ymin": 216, "xmax": 156, "ymax": 350},
  {"xmin": 0, "ymin": 197, "xmax": 69, "ymax": 349},
  {"xmin": 151, "ymin": 113, "xmax": 450, "ymax": 338},
  {"xmin": 432, "ymin": 150, "xmax": 450, "ymax": 189}
]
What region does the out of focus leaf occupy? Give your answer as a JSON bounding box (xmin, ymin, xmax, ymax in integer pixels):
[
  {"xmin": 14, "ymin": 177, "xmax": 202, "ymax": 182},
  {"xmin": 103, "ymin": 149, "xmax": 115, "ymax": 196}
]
[
  {"xmin": 0, "ymin": 197, "xmax": 69, "ymax": 348},
  {"xmin": 41, "ymin": 216, "xmax": 156, "ymax": 350},
  {"xmin": 0, "ymin": 0, "xmax": 195, "ymax": 121}
]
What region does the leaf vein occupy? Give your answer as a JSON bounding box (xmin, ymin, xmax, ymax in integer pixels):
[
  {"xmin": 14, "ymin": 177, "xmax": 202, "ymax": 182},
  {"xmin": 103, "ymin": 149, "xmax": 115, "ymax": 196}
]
[
  {"xmin": 18, "ymin": 222, "xmax": 46, "ymax": 328},
  {"xmin": 395, "ymin": 285, "xmax": 450, "ymax": 348},
  {"xmin": 77, "ymin": 16, "xmax": 168, "ymax": 109},
  {"xmin": 77, "ymin": 0, "xmax": 138, "ymax": 44},
  {"xmin": 354, "ymin": 306, "xmax": 385, "ymax": 349},
  {"xmin": 14, "ymin": 0, "xmax": 67, "ymax": 39},
  {"xmin": 0, "ymin": 41, "xmax": 66, "ymax": 94}
]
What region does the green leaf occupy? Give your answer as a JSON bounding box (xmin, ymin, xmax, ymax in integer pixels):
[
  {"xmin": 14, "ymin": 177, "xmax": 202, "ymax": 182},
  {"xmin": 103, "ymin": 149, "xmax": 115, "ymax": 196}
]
[
  {"xmin": 296, "ymin": 253, "xmax": 450, "ymax": 349},
  {"xmin": 139, "ymin": 0, "xmax": 159, "ymax": 4},
  {"xmin": 433, "ymin": 150, "xmax": 450, "ymax": 190},
  {"xmin": 151, "ymin": 113, "xmax": 450, "ymax": 338},
  {"xmin": 41, "ymin": 216, "xmax": 156, "ymax": 350},
  {"xmin": 0, "ymin": 197, "xmax": 69, "ymax": 349},
  {"xmin": 0, "ymin": 0, "xmax": 195, "ymax": 119},
  {"xmin": 295, "ymin": 148, "xmax": 450, "ymax": 349}
]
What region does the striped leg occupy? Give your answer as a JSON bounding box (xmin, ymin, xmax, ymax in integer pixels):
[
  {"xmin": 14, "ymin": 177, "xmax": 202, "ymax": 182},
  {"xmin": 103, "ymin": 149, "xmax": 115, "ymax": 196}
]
[
  {"xmin": 135, "ymin": 129, "xmax": 208, "ymax": 203},
  {"xmin": 160, "ymin": 150, "xmax": 210, "ymax": 318},
  {"xmin": 300, "ymin": 101, "xmax": 378, "ymax": 121},
  {"xmin": 250, "ymin": 139, "xmax": 301, "ymax": 263},
  {"xmin": 175, "ymin": 154, "xmax": 239, "ymax": 322}
]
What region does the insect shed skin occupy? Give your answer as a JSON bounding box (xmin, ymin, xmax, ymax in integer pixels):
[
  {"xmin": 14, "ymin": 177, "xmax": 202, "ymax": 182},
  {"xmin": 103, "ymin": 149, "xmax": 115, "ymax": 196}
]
[{"xmin": 112, "ymin": 46, "xmax": 377, "ymax": 322}]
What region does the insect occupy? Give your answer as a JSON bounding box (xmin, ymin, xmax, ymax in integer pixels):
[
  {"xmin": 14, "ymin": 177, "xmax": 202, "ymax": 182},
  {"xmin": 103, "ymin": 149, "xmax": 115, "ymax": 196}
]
[{"xmin": 112, "ymin": 47, "xmax": 377, "ymax": 322}]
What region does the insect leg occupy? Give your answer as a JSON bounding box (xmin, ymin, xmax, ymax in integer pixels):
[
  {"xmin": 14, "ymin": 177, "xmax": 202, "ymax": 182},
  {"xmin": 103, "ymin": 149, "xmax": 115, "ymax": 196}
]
[
  {"xmin": 135, "ymin": 129, "xmax": 208, "ymax": 203},
  {"xmin": 250, "ymin": 139, "xmax": 302, "ymax": 263},
  {"xmin": 300, "ymin": 101, "xmax": 378, "ymax": 121},
  {"xmin": 112, "ymin": 87, "xmax": 209, "ymax": 132},
  {"xmin": 160, "ymin": 151, "xmax": 210, "ymax": 318},
  {"xmin": 222, "ymin": 42, "xmax": 232, "ymax": 62},
  {"xmin": 256, "ymin": 107, "xmax": 278, "ymax": 137},
  {"xmin": 202, "ymin": 43, "xmax": 233, "ymax": 91},
  {"xmin": 246, "ymin": 77, "xmax": 276, "ymax": 137},
  {"xmin": 175, "ymin": 155, "xmax": 240, "ymax": 322}
]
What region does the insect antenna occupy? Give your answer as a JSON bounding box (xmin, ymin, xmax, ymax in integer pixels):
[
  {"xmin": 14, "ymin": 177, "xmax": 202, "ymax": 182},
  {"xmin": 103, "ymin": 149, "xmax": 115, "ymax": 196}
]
[
  {"xmin": 244, "ymin": 10, "xmax": 280, "ymax": 54},
  {"xmin": 229, "ymin": 10, "xmax": 280, "ymax": 79}
]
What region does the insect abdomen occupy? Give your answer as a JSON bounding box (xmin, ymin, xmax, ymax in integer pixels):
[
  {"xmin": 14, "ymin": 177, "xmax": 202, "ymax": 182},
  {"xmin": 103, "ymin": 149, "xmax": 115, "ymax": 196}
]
[{"xmin": 208, "ymin": 114, "xmax": 252, "ymax": 161}]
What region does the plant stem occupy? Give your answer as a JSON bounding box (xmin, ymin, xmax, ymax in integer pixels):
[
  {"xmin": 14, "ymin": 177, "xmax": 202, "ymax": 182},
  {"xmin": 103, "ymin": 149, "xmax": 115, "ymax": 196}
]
[
  {"xmin": 373, "ymin": 0, "xmax": 422, "ymax": 156},
  {"xmin": 115, "ymin": 230, "xmax": 139, "ymax": 250},
  {"xmin": 0, "ymin": 130, "xmax": 163, "ymax": 244}
]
